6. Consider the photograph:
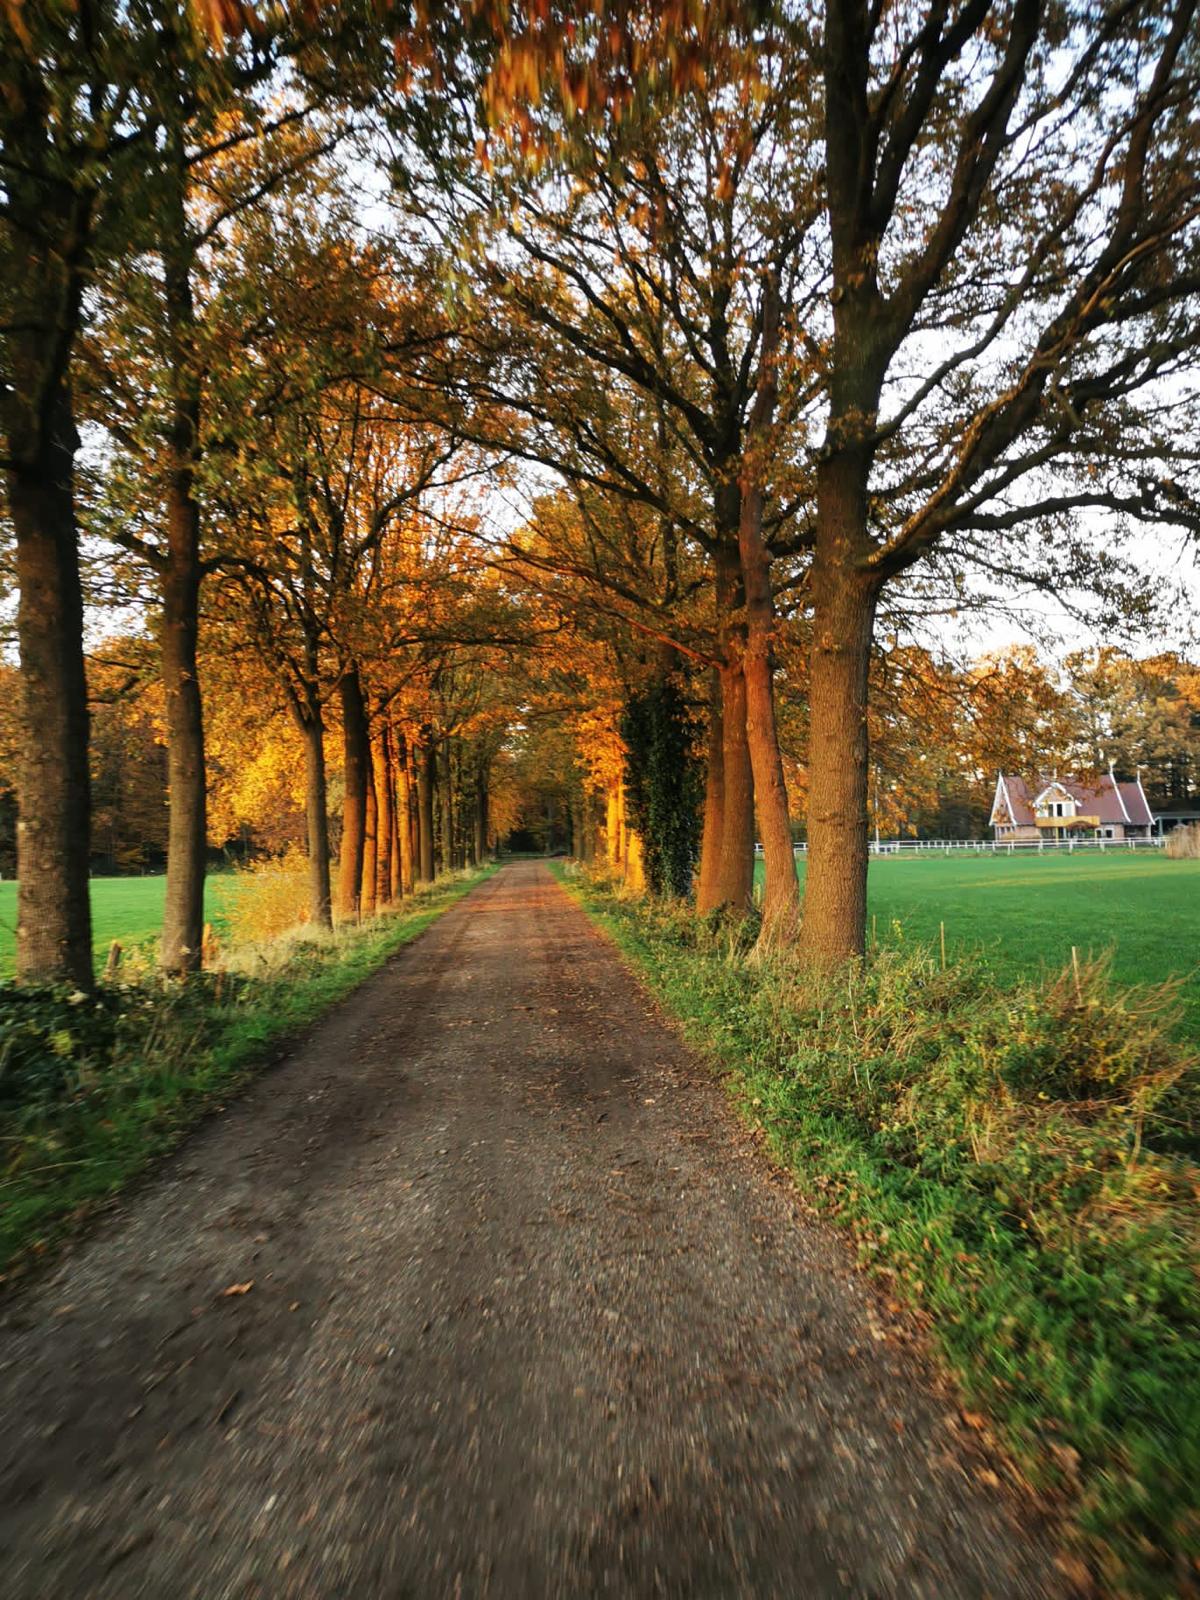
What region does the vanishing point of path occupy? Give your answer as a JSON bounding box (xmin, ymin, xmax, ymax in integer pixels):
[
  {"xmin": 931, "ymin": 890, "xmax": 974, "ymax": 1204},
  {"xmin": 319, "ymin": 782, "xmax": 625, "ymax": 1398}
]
[{"xmin": 0, "ymin": 863, "xmax": 1062, "ymax": 1598}]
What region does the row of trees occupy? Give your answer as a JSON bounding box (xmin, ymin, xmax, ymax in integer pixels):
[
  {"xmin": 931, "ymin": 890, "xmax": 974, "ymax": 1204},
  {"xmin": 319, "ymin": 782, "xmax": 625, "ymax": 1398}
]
[{"xmin": 3, "ymin": 0, "xmax": 1199, "ymax": 985}]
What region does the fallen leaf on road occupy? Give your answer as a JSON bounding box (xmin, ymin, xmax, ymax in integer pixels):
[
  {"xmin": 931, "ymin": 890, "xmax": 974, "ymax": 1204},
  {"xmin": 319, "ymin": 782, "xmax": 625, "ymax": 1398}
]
[{"xmin": 220, "ymin": 1281, "xmax": 254, "ymax": 1297}]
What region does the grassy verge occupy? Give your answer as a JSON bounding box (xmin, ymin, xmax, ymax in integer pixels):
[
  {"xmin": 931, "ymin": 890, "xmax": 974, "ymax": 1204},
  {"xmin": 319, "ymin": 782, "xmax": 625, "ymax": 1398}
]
[
  {"xmin": 0, "ymin": 869, "xmax": 491, "ymax": 1282},
  {"xmin": 556, "ymin": 866, "xmax": 1200, "ymax": 1597}
]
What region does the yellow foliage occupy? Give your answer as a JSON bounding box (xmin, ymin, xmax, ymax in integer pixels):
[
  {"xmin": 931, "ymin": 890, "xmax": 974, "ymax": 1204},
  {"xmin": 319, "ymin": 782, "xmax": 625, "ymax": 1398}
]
[{"xmin": 222, "ymin": 848, "xmax": 312, "ymax": 946}]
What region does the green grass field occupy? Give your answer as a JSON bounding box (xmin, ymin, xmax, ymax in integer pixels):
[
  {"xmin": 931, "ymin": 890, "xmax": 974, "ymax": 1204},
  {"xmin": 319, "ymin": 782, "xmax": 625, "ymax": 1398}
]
[
  {"xmin": 756, "ymin": 850, "xmax": 1200, "ymax": 1030},
  {"xmin": 3, "ymin": 854, "xmax": 1197, "ymax": 1029},
  {"xmin": 0, "ymin": 875, "xmax": 231, "ymax": 977}
]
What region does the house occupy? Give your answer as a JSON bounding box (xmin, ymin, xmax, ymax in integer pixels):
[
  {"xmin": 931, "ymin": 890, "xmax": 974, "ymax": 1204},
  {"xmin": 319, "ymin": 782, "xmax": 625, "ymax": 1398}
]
[{"xmin": 989, "ymin": 770, "xmax": 1156, "ymax": 842}]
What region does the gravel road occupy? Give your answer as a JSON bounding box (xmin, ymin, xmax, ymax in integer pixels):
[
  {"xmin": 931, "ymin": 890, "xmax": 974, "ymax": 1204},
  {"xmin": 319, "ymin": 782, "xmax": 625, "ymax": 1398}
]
[{"xmin": 0, "ymin": 861, "xmax": 1066, "ymax": 1598}]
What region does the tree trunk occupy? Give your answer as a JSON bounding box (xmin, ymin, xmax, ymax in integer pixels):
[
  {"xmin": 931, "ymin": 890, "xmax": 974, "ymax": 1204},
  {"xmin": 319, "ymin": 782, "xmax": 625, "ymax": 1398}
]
[
  {"xmin": 361, "ymin": 739, "xmax": 378, "ymax": 919},
  {"xmin": 417, "ymin": 735, "xmax": 436, "ymax": 883},
  {"xmin": 605, "ymin": 782, "xmax": 621, "ymax": 869},
  {"xmin": 710, "ymin": 539, "xmax": 755, "ymax": 912},
  {"xmin": 738, "ymin": 279, "xmax": 798, "ymax": 943},
  {"xmin": 473, "ymin": 761, "xmax": 488, "ymax": 866},
  {"xmin": 7, "ymin": 384, "xmax": 93, "ymax": 987},
  {"xmin": 297, "ymin": 700, "xmax": 332, "ymax": 928},
  {"xmin": 802, "ymin": 465, "xmax": 880, "ymax": 966},
  {"xmin": 159, "ymin": 464, "xmax": 206, "ymax": 973},
  {"xmin": 376, "ymin": 727, "xmax": 395, "ymax": 906},
  {"xmin": 696, "ymin": 667, "xmax": 725, "ymax": 911},
  {"xmin": 337, "ymin": 668, "xmax": 370, "ymax": 922},
  {"xmin": 439, "ymin": 739, "xmax": 454, "ymax": 876},
  {"xmin": 739, "ymin": 547, "xmax": 798, "ymax": 940},
  {"xmin": 395, "ymin": 729, "xmax": 415, "ymax": 895},
  {"xmin": 158, "ymin": 135, "xmax": 207, "ymax": 976}
]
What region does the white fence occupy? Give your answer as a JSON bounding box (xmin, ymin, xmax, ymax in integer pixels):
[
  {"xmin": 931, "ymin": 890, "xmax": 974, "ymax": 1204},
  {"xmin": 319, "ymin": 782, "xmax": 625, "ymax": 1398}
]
[{"xmin": 768, "ymin": 836, "xmax": 1167, "ymax": 857}]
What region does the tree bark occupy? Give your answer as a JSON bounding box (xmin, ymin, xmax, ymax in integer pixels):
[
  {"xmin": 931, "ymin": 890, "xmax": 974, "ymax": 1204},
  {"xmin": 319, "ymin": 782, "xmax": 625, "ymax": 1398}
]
[
  {"xmin": 802, "ymin": 459, "xmax": 880, "ymax": 965},
  {"xmin": 439, "ymin": 739, "xmax": 454, "ymax": 876},
  {"xmin": 158, "ymin": 128, "xmax": 207, "ymax": 976},
  {"xmin": 737, "ymin": 281, "xmax": 799, "ymax": 944},
  {"xmin": 395, "ymin": 728, "xmax": 415, "ymax": 896},
  {"xmin": 712, "ymin": 543, "xmax": 755, "ymax": 912},
  {"xmin": 474, "ymin": 760, "xmax": 488, "ymax": 865},
  {"xmin": 297, "ymin": 700, "xmax": 333, "ymax": 928},
  {"xmin": 361, "ymin": 739, "xmax": 378, "ymax": 919},
  {"xmin": 337, "ymin": 668, "xmax": 370, "ymax": 922},
  {"xmin": 8, "ymin": 383, "xmax": 94, "ymax": 987},
  {"xmin": 376, "ymin": 727, "xmax": 395, "ymax": 906},
  {"xmin": 417, "ymin": 733, "xmax": 436, "ymax": 883},
  {"xmin": 605, "ymin": 782, "xmax": 621, "ymax": 869},
  {"xmin": 696, "ymin": 667, "xmax": 725, "ymax": 911}
]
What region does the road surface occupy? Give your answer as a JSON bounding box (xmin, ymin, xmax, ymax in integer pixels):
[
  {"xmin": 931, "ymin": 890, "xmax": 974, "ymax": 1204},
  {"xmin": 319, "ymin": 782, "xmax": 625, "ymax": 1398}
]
[{"xmin": 0, "ymin": 862, "xmax": 1062, "ymax": 1597}]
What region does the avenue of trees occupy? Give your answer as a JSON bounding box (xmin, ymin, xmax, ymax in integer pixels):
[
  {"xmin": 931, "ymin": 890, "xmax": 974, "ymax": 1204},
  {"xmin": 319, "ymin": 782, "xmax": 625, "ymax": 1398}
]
[{"xmin": 2, "ymin": 0, "xmax": 1199, "ymax": 987}]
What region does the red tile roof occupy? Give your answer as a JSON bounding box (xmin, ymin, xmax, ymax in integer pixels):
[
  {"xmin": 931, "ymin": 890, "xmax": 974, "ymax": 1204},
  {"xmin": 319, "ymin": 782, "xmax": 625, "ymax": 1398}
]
[{"xmin": 995, "ymin": 774, "xmax": 1154, "ymax": 826}]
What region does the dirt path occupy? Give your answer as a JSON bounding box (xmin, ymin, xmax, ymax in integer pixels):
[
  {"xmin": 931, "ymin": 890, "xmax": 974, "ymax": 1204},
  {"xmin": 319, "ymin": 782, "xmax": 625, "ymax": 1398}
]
[{"xmin": 0, "ymin": 862, "xmax": 1062, "ymax": 1598}]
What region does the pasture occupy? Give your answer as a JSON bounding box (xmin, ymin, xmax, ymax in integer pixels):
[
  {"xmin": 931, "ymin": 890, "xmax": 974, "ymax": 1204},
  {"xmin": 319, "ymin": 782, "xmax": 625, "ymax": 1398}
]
[
  {"xmin": 3, "ymin": 855, "xmax": 1197, "ymax": 1032},
  {"xmin": 0, "ymin": 876, "xmax": 230, "ymax": 978},
  {"xmin": 763, "ymin": 850, "xmax": 1200, "ymax": 1031}
]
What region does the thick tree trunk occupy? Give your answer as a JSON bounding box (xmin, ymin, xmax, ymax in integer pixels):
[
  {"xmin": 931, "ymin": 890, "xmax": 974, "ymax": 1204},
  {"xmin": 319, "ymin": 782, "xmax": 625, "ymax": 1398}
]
[
  {"xmin": 439, "ymin": 740, "xmax": 454, "ymax": 876},
  {"xmin": 376, "ymin": 728, "xmax": 395, "ymax": 906},
  {"xmin": 696, "ymin": 667, "xmax": 725, "ymax": 911},
  {"xmin": 337, "ymin": 668, "xmax": 370, "ymax": 922},
  {"xmin": 802, "ymin": 465, "xmax": 880, "ymax": 966},
  {"xmin": 417, "ymin": 735, "xmax": 436, "ymax": 883},
  {"xmin": 361, "ymin": 742, "xmax": 378, "ymax": 919},
  {"xmin": 7, "ymin": 386, "xmax": 93, "ymax": 987}
]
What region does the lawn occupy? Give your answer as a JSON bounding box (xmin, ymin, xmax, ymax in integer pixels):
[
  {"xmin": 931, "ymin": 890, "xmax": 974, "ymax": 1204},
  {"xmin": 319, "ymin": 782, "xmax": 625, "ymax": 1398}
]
[
  {"xmin": 757, "ymin": 851, "xmax": 1200, "ymax": 1031},
  {"xmin": 0, "ymin": 875, "xmax": 231, "ymax": 977}
]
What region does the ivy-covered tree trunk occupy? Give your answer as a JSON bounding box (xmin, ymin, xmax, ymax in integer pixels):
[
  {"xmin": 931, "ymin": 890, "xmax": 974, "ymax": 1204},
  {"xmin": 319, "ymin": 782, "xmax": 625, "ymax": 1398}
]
[{"xmin": 621, "ymin": 672, "xmax": 703, "ymax": 898}]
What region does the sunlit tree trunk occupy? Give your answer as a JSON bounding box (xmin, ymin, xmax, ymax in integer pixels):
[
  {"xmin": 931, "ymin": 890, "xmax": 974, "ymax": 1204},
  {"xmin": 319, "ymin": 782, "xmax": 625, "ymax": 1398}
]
[
  {"xmin": 376, "ymin": 727, "xmax": 395, "ymax": 905},
  {"xmin": 802, "ymin": 454, "xmax": 880, "ymax": 965},
  {"xmin": 361, "ymin": 744, "xmax": 378, "ymax": 919}
]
